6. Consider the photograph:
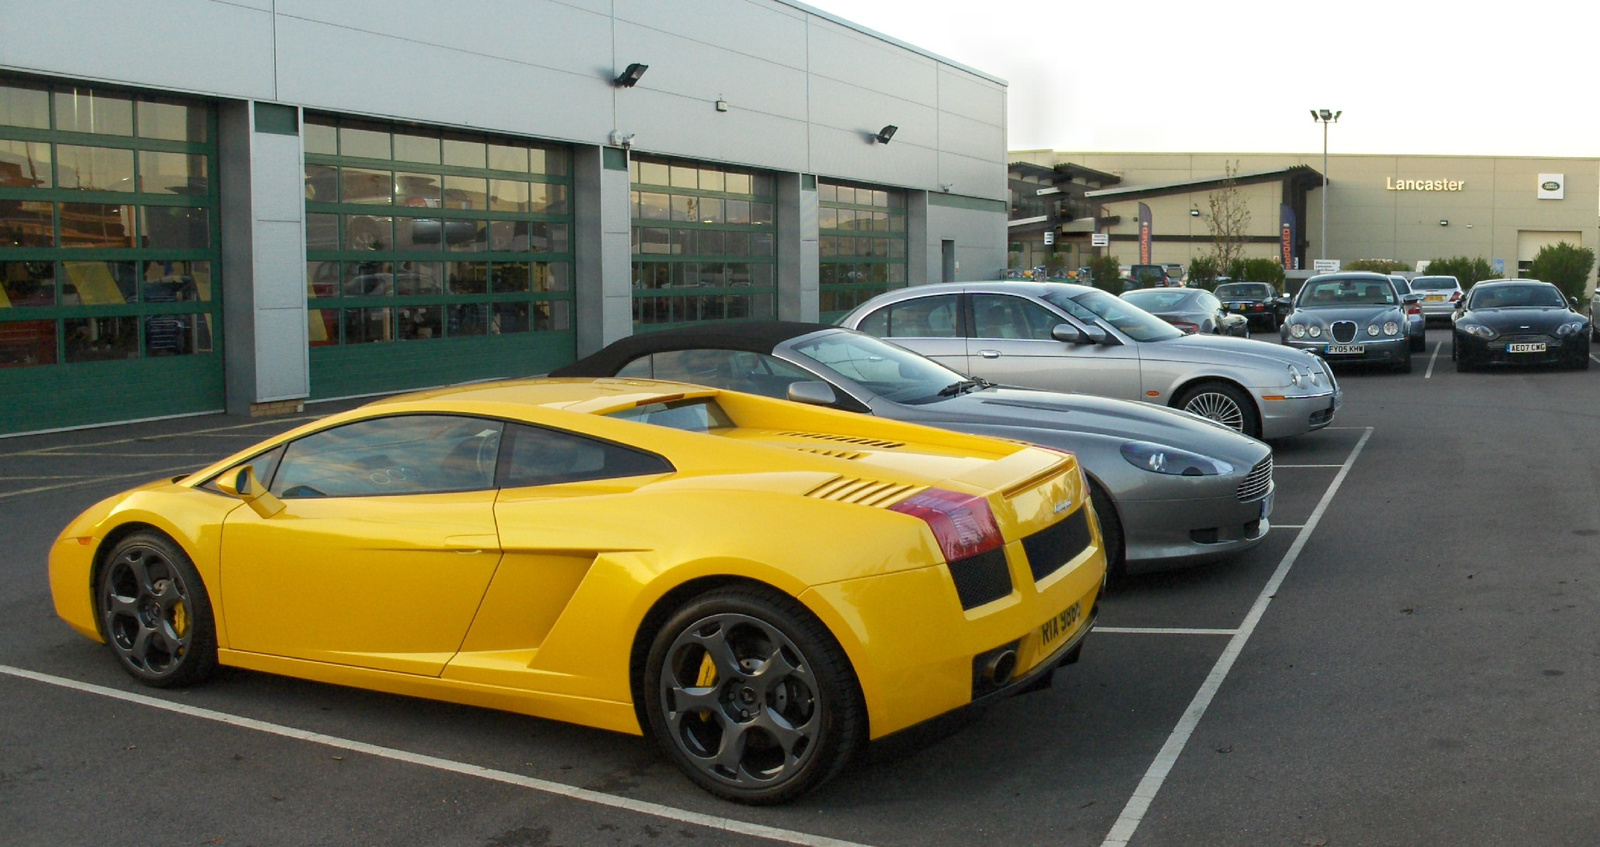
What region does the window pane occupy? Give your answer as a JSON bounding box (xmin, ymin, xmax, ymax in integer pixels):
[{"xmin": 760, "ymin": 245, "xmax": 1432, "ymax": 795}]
[
  {"xmin": 271, "ymin": 416, "xmax": 505, "ymax": 497},
  {"xmin": 137, "ymin": 99, "xmax": 206, "ymax": 142},
  {"xmin": 304, "ymin": 121, "xmax": 337, "ymax": 155},
  {"xmin": 443, "ymin": 137, "xmax": 486, "ymax": 169},
  {"xmin": 443, "ymin": 175, "xmax": 487, "ymax": 210},
  {"xmin": 725, "ymin": 172, "xmax": 751, "ymax": 195},
  {"xmin": 341, "ymin": 307, "xmax": 391, "ymax": 343},
  {"xmin": 145, "ymin": 313, "xmax": 211, "ymax": 356},
  {"xmin": 394, "ymin": 261, "xmax": 442, "ymax": 295},
  {"xmin": 144, "ymin": 261, "xmax": 212, "ymax": 302},
  {"xmin": 534, "ymin": 300, "xmax": 571, "ymax": 331},
  {"xmin": 0, "ymin": 81, "xmax": 50, "ymax": 129},
  {"xmin": 309, "ymin": 308, "xmax": 338, "ymax": 345},
  {"xmin": 342, "ymin": 262, "xmax": 394, "ymax": 297},
  {"xmin": 446, "ymin": 219, "xmax": 487, "ymax": 252},
  {"xmin": 751, "ymin": 202, "xmax": 773, "ymax": 226},
  {"xmin": 55, "ymin": 88, "xmax": 133, "ymax": 135},
  {"xmin": 533, "ymin": 261, "xmax": 569, "ymax": 292},
  {"xmin": 531, "ymin": 182, "xmax": 567, "ymax": 214},
  {"xmin": 57, "ymin": 145, "xmax": 135, "ymax": 192},
  {"xmin": 395, "ymin": 172, "xmax": 441, "ymax": 206},
  {"xmin": 1, "ymin": 200, "xmax": 53, "ymax": 247},
  {"xmin": 487, "ymin": 143, "xmax": 528, "ymax": 173},
  {"xmin": 0, "ymin": 319, "xmax": 56, "ymax": 366},
  {"xmin": 341, "ymin": 168, "xmax": 392, "ymax": 204},
  {"xmin": 59, "ymin": 203, "xmax": 134, "ymax": 248},
  {"xmin": 397, "ymin": 217, "xmax": 441, "ymax": 251},
  {"xmin": 1, "ymin": 261, "xmax": 55, "ymax": 308},
  {"xmin": 140, "ymin": 206, "xmax": 209, "ymax": 250},
  {"xmin": 64, "ymin": 315, "xmax": 139, "ymax": 361},
  {"xmin": 138, "ymin": 151, "xmax": 208, "ymax": 195},
  {"xmin": 0, "ymin": 140, "xmax": 51, "ymax": 188},
  {"xmin": 639, "ymin": 192, "xmax": 669, "ymax": 220},
  {"xmin": 449, "ymin": 303, "xmax": 491, "ymax": 336},
  {"xmin": 488, "ymin": 179, "xmax": 530, "ymax": 212},
  {"xmin": 446, "ymin": 261, "xmax": 488, "ymax": 294},
  {"xmin": 638, "ymin": 161, "xmax": 670, "ymax": 186},
  {"xmin": 305, "ymin": 163, "xmax": 337, "ymax": 202},
  {"xmin": 699, "ymin": 169, "xmax": 725, "ymax": 192},
  {"xmin": 531, "ymin": 147, "xmax": 567, "ymax": 176},
  {"xmin": 491, "ymin": 302, "xmax": 529, "ymax": 333},
  {"xmin": 399, "ymin": 304, "xmax": 442, "ymax": 340},
  {"xmin": 393, "ymin": 132, "xmax": 441, "ymax": 164},
  {"xmin": 307, "ymin": 261, "xmax": 341, "ymax": 298},
  {"xmin": 343, "ymin": 214, "xmax": 392, "ymax": 251},
  {"xmin": 670, "ymin": 165, "xmax": 697, "ymax": 188},
  {"xmin": 339, "ymin": 125, "xmax": 390, "ymax": 159},
  {"xmin": 60, "ymin": 261, "xmax": 137, "ymax": 305},
  {"xmin": 306, "ymin": 213, "xmax": 339, "ymax": 250},
  {"xmin": 492, "ymin": 263, "xmax": 530, "ymax": 293}
]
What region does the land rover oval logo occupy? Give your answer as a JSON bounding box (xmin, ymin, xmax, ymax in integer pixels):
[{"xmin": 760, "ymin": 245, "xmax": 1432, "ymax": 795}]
[{"xmin": 1542, "ymin": 181, "xmax": 1561, "ymax": 191}]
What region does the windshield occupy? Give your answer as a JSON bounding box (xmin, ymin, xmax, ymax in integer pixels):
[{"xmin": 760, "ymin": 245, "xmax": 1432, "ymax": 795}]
[
  {"xmin": 1042, "ymin": 288, "xmax": 1184, "ymax": 342},
  {"xmin": 1297, "ymin": 278, "xmax": 1398, "ymax": 307},
  {"xmin": 1214, "ymin": 283, "xmax": 1273, "ymax": 299},
  {"xmin": 789, "ymin": 330, "xmax": 966, "ymax": 404},
  {"xmin": 1121, "ymin": 289, "xmax": 1194, "ymax": 311},
  {"xmin": 1467, "ymin": 284, "xmax": 1567, "ymax": 309},
  {"xmin": 1410, "ymin": 276, "xmax": 1458, "ymax": 291}
]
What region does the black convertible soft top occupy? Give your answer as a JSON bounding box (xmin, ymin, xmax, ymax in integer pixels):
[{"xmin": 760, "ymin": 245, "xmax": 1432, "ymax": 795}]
[{"xmin": 547, "ymin": 321, "xmax": 839, "ymax": 377}]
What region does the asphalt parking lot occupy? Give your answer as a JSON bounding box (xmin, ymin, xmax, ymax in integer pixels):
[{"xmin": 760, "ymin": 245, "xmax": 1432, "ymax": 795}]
[{"xmin": 5, "ymin": 325, "xmax": 1600, "ymax": 847}]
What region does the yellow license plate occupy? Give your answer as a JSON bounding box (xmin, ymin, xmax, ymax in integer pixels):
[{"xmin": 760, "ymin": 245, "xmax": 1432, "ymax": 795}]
[{"xmin": 1040, "ymin": 601, "xmax": 1082, "ymax": 653}]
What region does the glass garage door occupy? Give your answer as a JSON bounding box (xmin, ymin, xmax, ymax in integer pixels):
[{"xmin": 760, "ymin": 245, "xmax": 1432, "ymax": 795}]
[{"xmin": 0, "ymin": 76, "xmax": 221, "ymax": 435}]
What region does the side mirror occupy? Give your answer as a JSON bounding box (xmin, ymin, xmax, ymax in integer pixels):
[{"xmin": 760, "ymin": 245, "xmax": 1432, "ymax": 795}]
[
  {"xmin": 1402, "ymin": 293, "xmax": 1422, "ymax": 305},
  {"xmin": 786, "ymin": 380, "xmax": 839, "ymax": 407},
  {"xmin": 1570, "ymin": 296, "xmax": 1580, "ymax": 310},
  {"xmin": 1051, "ymin": 323, "xmax": 1087, "ymax": 344},
  {"xmin": 215, "ymin": 465, "xmax": 285, "ymax": 518}
]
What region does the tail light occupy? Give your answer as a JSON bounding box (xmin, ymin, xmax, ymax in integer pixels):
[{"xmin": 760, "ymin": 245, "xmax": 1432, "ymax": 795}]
[
  {"xmin": 1449, "ymin": 291, "xmax": 1461, "ymax": 302},
  {"xmin": 1407, "ymin": 302, "xmax": 1422, "ymax": 316},
  {"xmin": 890, "ymin": 488, "xmax": 1003, "ymax": 562},
  {"xmin": 1169, "ymin": 320, "xmax": 1199, "ymax": 334}
]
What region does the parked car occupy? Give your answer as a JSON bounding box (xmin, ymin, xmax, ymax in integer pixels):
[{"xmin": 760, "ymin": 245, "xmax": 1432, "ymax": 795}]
[
  {"xmin": 1281, "ymin": 272, "xmax": 1419, "ymax": 373},
  {"xmin": 838, "ymin": 281, "xmax": 1341, "ymax": 441},
  {"xmin": 1121, "ymin": 287, "xmax": 1244, "ymax": 336},
  {"xmin": 49, "ymin": 378, "xmax": 1104, "ymax": 804},
  {"xmin": 1386, "ymin": 275, "xmax": 1427, "ymax": 352},
  {"xmin": 1409, "ymin": 274, "xmax": 1463, "ymax": 323},
  {"xmin": 1214, "ymin": 281, "xmax": 1291, "ymax": 332},
  {"xmin": 1451, "ymin": 279, "xmax": 1590, "ymax": 371},
  {"xmin": 551, "ymin": 321, "xmax": 1276, "ymax": 575}
]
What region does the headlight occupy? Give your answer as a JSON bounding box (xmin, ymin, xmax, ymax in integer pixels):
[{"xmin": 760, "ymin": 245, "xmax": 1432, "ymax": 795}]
[
  {"xmin": 1556, "ymin": 321, "xmax": 1586, "ymax": 337},
  {"xmin": 1366, "ymin": 324, "xmax": 1380, "ymax": 337},
  {"xmin": 1458, "ymin": 323, "xmax": 1497, "ymax": 340},
  {"xmin": 1289, "ymin": 323, "xmax": 1307, "ymax": 339},
  {"xmin": 1308, "ymin": 325, "xmax": 1323, "ymax": 338},
  {"xmin": 1383, "ymin": 321, "xmax": 1399, "ymax": 336},
  {"xmin": 1286, "ymin": 364, "xmax": 1304, "ymax": 387},
  {"xmin": 1121, "ymin": 441, "xmax": 1234, "ymax": 476}
]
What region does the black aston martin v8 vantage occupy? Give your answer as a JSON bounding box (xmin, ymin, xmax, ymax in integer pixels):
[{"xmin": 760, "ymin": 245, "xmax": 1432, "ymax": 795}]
[{"xmin": 1452, "ymin": 279, "xmax": 1591, "ymax": 372}]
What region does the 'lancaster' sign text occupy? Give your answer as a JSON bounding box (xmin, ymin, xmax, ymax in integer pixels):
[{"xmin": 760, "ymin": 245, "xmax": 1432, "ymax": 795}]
[{"xmin": 1386, "ymin": 177, "xmax": 1464, "ymax": 191}]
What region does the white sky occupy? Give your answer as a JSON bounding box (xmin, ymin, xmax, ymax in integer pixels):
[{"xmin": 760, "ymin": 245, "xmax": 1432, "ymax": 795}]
[{"xmin": 803, "ymin": 0, "xmax": 1596, "ymax": 159}]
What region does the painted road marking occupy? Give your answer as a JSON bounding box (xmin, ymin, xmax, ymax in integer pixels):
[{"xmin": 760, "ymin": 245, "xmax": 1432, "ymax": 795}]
[
  {"xmin": 1273, "ymin": 464, "xmax": 1343, "ymax": 469},
  {"xmin": 1095, "ymin": 628, "xmax": 1237, "ymax": 636},
  {"xmin": 0, "ymin": 465, "xmax": 202, "ymax": 501},
  {"xmin": 0, "ymin": 417, "xmax": 319, "ymax": 457},
  {"xmin": 1425, "ymin": 341, "xmax": 1443, "ymax": 378},
  {"xmin": 0, "ymin": 664, "xmax": 874, "ymax": 847},
  {"xmin": 1100, "ymin": 427, "xmax": 1373, "ymax": 847}
]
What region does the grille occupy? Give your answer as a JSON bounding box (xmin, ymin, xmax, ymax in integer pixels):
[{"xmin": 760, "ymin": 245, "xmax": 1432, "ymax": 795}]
[
  {"xmin": 1330, "ymin": 321, "xmax": 1358, "ymax": 343},
  {"xmin": 773, "ymin": 431, "xmax": 906, "ymax": 449},
  {"xmin": 1236, "ymin": 456, "xmax": 1273, "ymax": 502},
  {"xmin": 948, "ymin": 548, "xmax": 1012, "ymax": 609},
  {"xmin": 1500, "ymin": 332, "xmax": 1553, "ymax": 344},
  {"xmin": 803, "ymin": 476, "xmax": 922, "ymax": 507},
  {"xmin": 1021, "ymin": 506, "xmax": 1092, "ymax": 582}
]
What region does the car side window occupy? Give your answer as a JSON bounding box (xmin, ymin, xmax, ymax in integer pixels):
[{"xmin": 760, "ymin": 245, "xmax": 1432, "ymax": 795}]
[
  {"xmin": 497, "ymin": 423, "xmax": 672, "ymax": 488},
  {"xmin": 619, "ymin": 349, "xmax": 813, "ymax": 399},
  {"xmin": 860, "ymin": 295, "xmax": 960, "ymax": 338},
  {"xmin": 971, "ymin": 294, "xmax": 1058, "ymax": 340},
  {"xmin": 1197, "ymin": 291, "xmax": 1221, "ymax": 311},
  {"xmin": 269, "ymin": 415, "xmax": 504, "ymax": 499}
]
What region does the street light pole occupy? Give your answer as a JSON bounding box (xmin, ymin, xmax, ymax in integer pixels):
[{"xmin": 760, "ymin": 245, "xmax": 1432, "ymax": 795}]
[{"xmin": 1309, "ymin": 109, "xmax": 1341, "ymax": 263}]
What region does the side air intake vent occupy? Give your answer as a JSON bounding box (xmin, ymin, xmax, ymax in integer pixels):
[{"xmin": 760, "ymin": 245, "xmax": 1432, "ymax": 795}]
[
  {"xmin": 803, "ymin": 476, "xmax": 923, "ymax": 507},
  {"xmin": 773, "ymin": 431, "xmax": 906, "ymax": 449}
]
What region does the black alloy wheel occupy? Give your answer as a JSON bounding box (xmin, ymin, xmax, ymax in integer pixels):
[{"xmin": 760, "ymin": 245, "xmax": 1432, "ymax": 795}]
[
  {"xmin": 644, "ymin": 586, "xmax": 864, "ymax": 805},
  {"xmin": 97, "ymin": 532, "xmax": 218, "ymax": 688}
]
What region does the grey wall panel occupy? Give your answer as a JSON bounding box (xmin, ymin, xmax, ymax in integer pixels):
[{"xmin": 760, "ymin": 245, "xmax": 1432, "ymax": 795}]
[
  {"xmin": 616, "ymin": 0, "xmax": 808, "ymax": 71},
  {"xmin": 807, "ymin": 125, "xmax": 937, "ymax": 189},
  {"xmin": 805, "ymin": 18, "xmax": 938, "ymax": 106},
  {"xmin": 274, "ymin": 17, "xmax": 612, "ymax": 144},
  {"xmin": 0, "ymin": 0, "xmax": 275, "ymax": 99},
  {"xmin": 252, "ymin": 221, "xmax": 306, "ymax": 312},
  {"xmin": 253, "ymin": 135, "xmax": 305, "ymax": 222},
  {"xmin": 254, "ymin": 308, "xmax": 310, "ymax": 402},
  {"xmin": 806, "ymin": 75, "xmax": 939, "ymax": 150},
  {"xmin": 936, "ymin": 67, "xmax": 1005, "ymax": 125},
  {"xmin": 938, "ymin": 151, "xmax": 1007, "ymax": 202},
  {"xmin": 612, "ymin": 21, "xmax": 810, "ymax": 122},
  {"xmin": 938, "ymin": 110, "xmax": 1005, "ymax": 167},
  {"xmin": 927, "ymin": 204, "xmax": 1006, "ymax": 281},
  {"xmin": 619, "ymin": 93, "xmax": 810, "ymax": 173},
  {"xmin": 275, "ymin": 0, "xmax": 614, "ymax": 84}
]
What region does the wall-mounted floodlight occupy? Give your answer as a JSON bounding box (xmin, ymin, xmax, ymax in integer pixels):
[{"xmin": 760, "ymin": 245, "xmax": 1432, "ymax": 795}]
[
  {"xmin": 1190, "ymin": 207, "xmax": 1201, "ymax": 217},
  {"xmin": 615, "ymin": 63, "xmax": 648, "ymax": 88},
  {"xmin": 874, "ymin": 125, "xmax": 898, "ymax": 144},
  {"xmin": 1439, "ymin": 219, "xmax": 1449, "ymax": 227}
]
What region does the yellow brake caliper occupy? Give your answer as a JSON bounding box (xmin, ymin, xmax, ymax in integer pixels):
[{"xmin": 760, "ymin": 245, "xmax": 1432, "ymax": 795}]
[
  {"xmin": 695, "ymin": 652, "xmax": 717, "ymax": 721},
  {"xmin": 172, "ymin": 600, "xmax": 189, "ymax": 638}
]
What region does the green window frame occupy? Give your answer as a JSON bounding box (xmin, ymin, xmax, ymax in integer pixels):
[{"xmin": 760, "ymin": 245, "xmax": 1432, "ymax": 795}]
[
  {"xmin": 818, "ymin": 179, "xmax": 906, "ymax": 322},
  {"xmin": 629, "ymin": 155, "xmax": 776, "ymax": 329}
]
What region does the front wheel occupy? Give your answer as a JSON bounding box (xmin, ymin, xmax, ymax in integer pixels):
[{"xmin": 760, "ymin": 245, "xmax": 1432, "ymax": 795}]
[
  {"xmin": 1087, "ymin": 478, "xmax": 1126, "ymax": 580},
  {"xmin": 96, "ymin": 532, "xmax": 218, "ymax": 688},
  {"xmin": 1174, "ymin": 381, "xmax": 1261, "ymax": 439},
  {"xmin": 643, "ymin": 586, "xmax": 864, "ymax": 805}
]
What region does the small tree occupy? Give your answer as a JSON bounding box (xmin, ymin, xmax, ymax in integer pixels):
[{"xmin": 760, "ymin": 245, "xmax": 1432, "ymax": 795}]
[
  {"xmin": 1088, "ymin": 254, "xmax": 1123, "ymax": 293},
  {"xmin": 1345, "ymin": 259, "xmax": 1407, "ymax": 274},
  {"xmin": 1238, "ymin": 258, "xmax": 1286, "ymax": 288},
  {"xmin": 1203, "ymin": 162, "xmax": 1251, "ymax": 271},
  {"xmin": 1528, "ymin": 242, "xmax": 1595, "ymax": 302},
  {"xmin": 1187, "ymin": 255, "xmax": 1221, "ymax": 290},
  {"xmin": 1423, "ymin": 256, "xmax": 1497, "ymax": 286},
  {"xmin": 1045, "ymin": 251, "xmax": 1069, "ymax": 278}
]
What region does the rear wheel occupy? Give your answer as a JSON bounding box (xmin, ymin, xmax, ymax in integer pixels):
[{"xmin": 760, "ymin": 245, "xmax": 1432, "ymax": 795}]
[
  {"xmin": 96, "ymin": 532, "xmax": 217, "ymax": 688},
  {"xmin": 1087, "ymin": 478, "xmax": 1126, "ymax": 580},
  {"xmin": 643, "ymin": 586, "xmax": 864, "ymax": 805},
  {"xmin": 1174, "ymin": 381, "xmax": 1261, "ymax": 439}
]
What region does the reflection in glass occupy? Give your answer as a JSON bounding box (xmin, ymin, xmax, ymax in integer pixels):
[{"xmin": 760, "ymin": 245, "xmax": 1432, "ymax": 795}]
[
  {"xmin": 341, "ymin": 168, "xmax": 392, "ymax": 204},
  {"xmin": 446, "ymin": 262, "xmax": 489, "ymax": 294},
  {"xmin": 492, "ymin": 302, "xmax": 530, "ymax": 333},
  {"xmin": 447, "ymin": 219, "xmax": 487, "ymax": 252},
  {"xmin": 0, "ymin": 81, "xmax": 50, "ymax": 129},
  {"xmin": 59, "ymin": 204, "xmax": 134, "ymax": 248},
  {"xmin": 637, "ymin": 161, "xmax": 670, "ymax": 186},
  {"xmin": 492, "ymin": 263, "xmax": 530, "ymax": 293},
  {"xmin": 304, "ymin": 163, "xmax": 337, "ymax": 202},
  {"xmin": 339, "ymin": 125, "xmax": 391, "ymax": 159},
  {"xmin": 1, "ymin": 261, "xmax": 55, "ymax": 308},
  {"xmin": 394, "ymin": 262, "xmax": 442, "ymax": 295},
  {"xmin": 137, "ymin": 99, "xmax": 206, "ymax": 142},
  {"xmin": 393, "ymin": 132, "xmax": 441, "ymax": 164},
  {"xmin": 488, "ymin": 144, "xmax": 528, "ymax": 173},
  {"xmin": 309, "ymin": 308, "xmax": 338, "ymax": 346},
  {"xmin": 443, "ymin": 138, "xmax": 486, "ymax": 169},
  {"xmin": 0, "ymin": 319, "xmax": 56, "ymax": 366},
  {"xmin": 306, "ymin": 213, "xmax": 339, "ymax": 251},
  {"xmin": 751, "ymin": 202, "xmax": 774, "ymax": 226},
  {"xmin": 140, "ymin": 206, "xmax": 209, "ymax": 250},
  {"xmin": 55, "ymin": 89, "xmax": 133, "ymax": 135},
  {"xmin": 489, "ymin": 179, "xmax": 530, "ymax": 212},
  {"xmin": 342, "ymin": 261, "xmax": 394, "ymax": 297},
  {"xmin": 397, "ymin": 216, "xmax": 441, "ymax": 251},
  {"xmin": 56, "ymin": 145, "xmax": 135, "ymax": 192},
  {"xmin": 307, "ymin": 261, "xmax": 341, "ymax": 298},
  {"xmin": 529, "ymin": 147, "xmax": 568, "ymax": 176},
  {"xmin": 343, "ymin": 214, "xmax": 392, "ymax": 251},
  {"xmin": 342, "ymin": 307, "xmax": 392, "ymax": 343},
  {"xmin": 62, "ymin": 261, "xmax": 138, "ymax": 305},
  {"xmin": 399, "ymin": 305, "xmax": 442, "ymax": 340},
  {"xmin": 145, "ymin": 313, "xmax": 211, "ymax": 356},
  {"xmin": 639, "ymin": 192, "xmax": 669, "ymax": 220},
  {"xmin": 304, "ymin": 121, "xmax": 337, "ymax": 155},
  {"xmin": 533, "ymin": 183, "xmax": 568, "ymax": 214},
  {"xmin": 139, "ymin": 151, "xmax": 208, "ymax": 195},
  {"xmin": 535, "ymin": 300, "xmax": 572, "ymax": 331},
  {"xmin": 64, "ymin": 315, "xmax": 139, "ymax": 362},
  {"xmin": 449, "ymin": 303, "xmax": 492, "ymax": 336},
  {"xmin": 395, "ymin": 172, "xmax": 441, "ymax": 206},
  {"xmin": 533, "ymin": 262, "xmax": 569, "ymax": 292},
  {"xmin": 725, "ymin": 172, "xmax": 752, "ymax": 195},
  {"xmin": 0, "ymin": 140, "xmax": 51, "ymax": 188},
  {"xmin": 1, "ymin": 201, "xmax": 54, "ymax": 247},
  {"xmin": 443, "ymin": 175, "xmax": 487, "ymax": 209},
  {"xmin": 143, "ymin": 261, "xmax": 211, "ymax": 302}
]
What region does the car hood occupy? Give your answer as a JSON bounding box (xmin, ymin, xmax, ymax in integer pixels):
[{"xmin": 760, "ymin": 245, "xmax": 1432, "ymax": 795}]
[
  {"xmin": 1289, "ymin": 305, "xmax": 1406, "ymax": 324},
  {"xmin": 1136, "ymin": 332, "xmax": 1324, "ymax": 370},
  {"xmin": 898, "ymin": 386, "xmax": 1269, "ymax": 465},
  {"xmin": 1460, "ymin": 307, "xmax": 1582, "ymax": 332}
]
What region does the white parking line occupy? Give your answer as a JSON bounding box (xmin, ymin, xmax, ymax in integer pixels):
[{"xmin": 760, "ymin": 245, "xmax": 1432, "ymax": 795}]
[
  {"xmin": 0, "ymin": 417, "xmax": 319, "ymax": 458},
  {"xmin": 1095, "ymin": 628, "xmax": 1238, "ymax": 636},
  {"xmin": 1274, "ymin": 464, "xmax": 1343, "ymax": 469},
  {"xmin": 1590, "ymin": 353, "xmax": 1600, "ymax": 365},
  {"xmin": 0, "ymin": 465, "xmax": 202, "ymax": 501},
  {"xmin": 1269, "ymin": 524, "xmax": 1304, "ymax": 530},
  {"xmin": 1100, "ymin": 427, "xmax": 1373, "ymax": 847},
  {"xmin": 0, "ymin": 663, "xmax": 874, "ymax": 847},
  {"xmin": 1425, "ymin": 341, "xmax": 1443, "ymax": 379}
]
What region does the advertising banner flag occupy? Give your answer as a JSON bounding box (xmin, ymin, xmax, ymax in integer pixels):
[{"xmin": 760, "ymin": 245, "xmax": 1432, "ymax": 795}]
[
  {"xmin": 1138, "ymin": 203, "xmax": 1152, "ymax": 264},
  {"xmin": 1279, "ymin": 204, "xmax": 1297, "ymax": 269}
]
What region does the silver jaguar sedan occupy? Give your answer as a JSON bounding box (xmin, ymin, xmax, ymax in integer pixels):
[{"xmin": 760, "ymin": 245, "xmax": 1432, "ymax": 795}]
[
  {"xmin": 838, "ymin": 281, "xmax": 1340, "ymax": 441},
  {"xmin": 1281, "ymin": 272, "xmax": 1420, "ymax": 372},
  {"xmin": 550, "ymin": 321, "xmax": 1275, "ymax": 574}
]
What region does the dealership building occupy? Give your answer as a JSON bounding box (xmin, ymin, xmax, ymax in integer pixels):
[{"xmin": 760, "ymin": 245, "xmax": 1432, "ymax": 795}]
[
  {"xmin": 1008, "ymin": 150, "xmax": 1599, "ymax": 289},
  {"xmin": 0, "ymin": 1, "xmax": 1010, "ymax": 435}
]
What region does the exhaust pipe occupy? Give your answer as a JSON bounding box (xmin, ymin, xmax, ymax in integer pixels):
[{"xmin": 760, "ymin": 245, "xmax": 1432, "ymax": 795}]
[{"xmin": 984, "ymin": 649, "xmax": 1018, "ymax": 686}]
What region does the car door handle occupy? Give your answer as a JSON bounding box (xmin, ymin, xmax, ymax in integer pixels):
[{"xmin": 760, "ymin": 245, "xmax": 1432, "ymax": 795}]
[{"xmin": 978, "ymin": 349, "xmax": 1001, "ymax": 359}]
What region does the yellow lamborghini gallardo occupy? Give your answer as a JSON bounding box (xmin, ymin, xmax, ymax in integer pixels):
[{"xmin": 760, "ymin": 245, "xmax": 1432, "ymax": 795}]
[{"xmin": 49, "ymin": 378, "xmax": 1105, "ymax": 803}]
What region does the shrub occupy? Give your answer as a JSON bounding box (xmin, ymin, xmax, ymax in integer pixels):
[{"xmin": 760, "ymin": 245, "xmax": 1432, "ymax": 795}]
[
  {"xmin": 1234, "ymin": 258, "xmax": 1285, "ymax": 287},
  {"xmin": 1528, "ymin": 242, "xmax": 1595, "ymax": 302},
  {"xmin": 1087, "ymin": 255, "xmax": 1123, "ymax": 293},
  {"xmin": 1186, "ymin": 256, "xmax": 1221, "ymax": 290},
  {"xmin": 1345, "ymin": 259, "xmax": 1407, "ymax": 274},
  {"xmin": 1423, "ymin": 256, "xmax": 1497, "ymax": 286},
  {"xmin": 1045, "ymin": 251, "xmax": 1069, "ymax": 277}
]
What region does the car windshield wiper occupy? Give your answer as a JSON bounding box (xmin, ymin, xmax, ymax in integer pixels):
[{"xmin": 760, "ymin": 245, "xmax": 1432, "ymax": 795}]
[{"xmin": 937, "ymin": 377, "xmax": 992, "ymax": 397}]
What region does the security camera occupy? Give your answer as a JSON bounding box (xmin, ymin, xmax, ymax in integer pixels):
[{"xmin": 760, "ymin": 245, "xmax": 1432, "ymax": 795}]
[{"xmin": 609, "ymin": 131, "xmax": 635, "ymax": 149}]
